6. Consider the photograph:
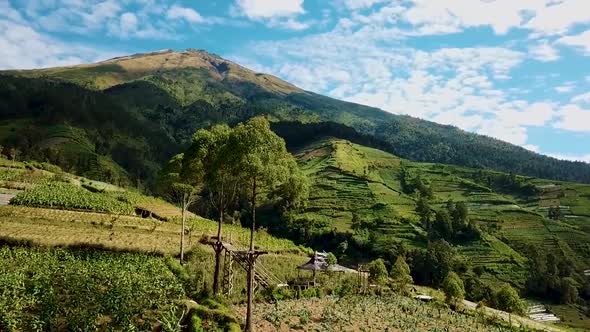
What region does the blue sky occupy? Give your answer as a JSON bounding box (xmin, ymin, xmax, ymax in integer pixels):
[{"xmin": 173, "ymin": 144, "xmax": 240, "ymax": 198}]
[{"xmin": 1, "ymin": 0, "xmax": 590, "ymax": 162}]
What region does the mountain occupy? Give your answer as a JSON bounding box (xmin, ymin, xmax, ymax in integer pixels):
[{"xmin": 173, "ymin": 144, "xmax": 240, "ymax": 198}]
[{"xmin": 1, "ymin": 48, "xmax": 590, "ymax": 187}]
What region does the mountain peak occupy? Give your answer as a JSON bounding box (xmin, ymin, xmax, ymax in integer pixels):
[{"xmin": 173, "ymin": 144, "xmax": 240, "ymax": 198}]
[{"xmin": 7, "ymin": 48, "xmax": 302, "ymax": 95}]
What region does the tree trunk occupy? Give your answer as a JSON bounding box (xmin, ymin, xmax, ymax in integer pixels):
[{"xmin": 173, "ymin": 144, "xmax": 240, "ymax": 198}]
[
  {"xmin": 246, "ymin": 177, "xmax": 257, "ymax": 332},
  {"xmin": 249, "ymin": 177, "xmax": 257, "ymax": 251},
  {"xmin": 213, "ymin": 207, "xmax": 224, "ymax": 295},
  {"xmin": 180, "ymin": 193, "xmax": 186, "ymax": 265},
  {"xmin": 246, "ymin": 253, "xmax": 255, "ymax": 332}
]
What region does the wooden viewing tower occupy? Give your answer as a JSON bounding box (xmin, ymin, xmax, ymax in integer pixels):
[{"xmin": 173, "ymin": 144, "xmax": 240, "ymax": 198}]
[{"xmin": 210, "ymin": 239, "xmax": 287, "ymax": 296}]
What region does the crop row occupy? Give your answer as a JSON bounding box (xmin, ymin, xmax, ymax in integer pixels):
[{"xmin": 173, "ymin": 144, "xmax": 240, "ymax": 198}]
[
  {"xmin": 0, "ymin": 246, "xmax": 185, "ymax": 331},
  {"xmin": 9, "ymin": 181, "xmax": 135, "ymax": 214}
]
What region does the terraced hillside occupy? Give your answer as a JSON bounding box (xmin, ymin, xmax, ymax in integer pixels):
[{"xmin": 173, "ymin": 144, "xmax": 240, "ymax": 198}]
[{"xmin": 294, "ymin": 138, "xmax": 590, "ymax": 287}]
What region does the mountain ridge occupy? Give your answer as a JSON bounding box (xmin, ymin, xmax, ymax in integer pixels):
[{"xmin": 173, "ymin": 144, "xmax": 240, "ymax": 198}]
[{"xmin": 1, "ymin": 48, "xmax": 589, "ymax": 186}]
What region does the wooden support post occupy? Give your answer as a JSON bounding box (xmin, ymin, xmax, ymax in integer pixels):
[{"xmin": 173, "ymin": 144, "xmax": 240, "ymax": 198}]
[{"xmin": 245, "ymin": 250, "xmax": 266, "ymax": 332}]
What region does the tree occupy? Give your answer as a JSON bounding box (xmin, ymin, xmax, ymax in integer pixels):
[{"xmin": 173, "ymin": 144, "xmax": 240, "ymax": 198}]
[
  {"xmin": 451, "ymin": 201, "xmax": 469, "ymax": 231},
  {"xmin": 442, "ymin": 271, "xmax": 465, "ymax": 307},
  {"xmin": 229, "ymin": 117, "xmax": 301, "ymax": 332},
  {"xmin": 559, "ymin": 277, "xmax": 579, "ymax": 304},
  {"xmin": 390, "ymin": 256, "xmax": 413, "ymax": 293},
  {"xmin": 548, "ymin": 206, "xmax": 562, "ymax": 220},
  {"xmin": 368, "ymin": 258, "xmax": 388, "ymax": 284},
  {"xmin": 411, "ymin": 240, "xmax": 456, "ymax": 286},
  {"xmin": 159, "ymin": 154, "xmax": 201, "ymax": 265},
  {"xmin": 432, "ymin": 210, "xmax": 453, "ymax": 241},
  {"xmin": 416, "ymin": 194, "xmax": 432, "ymax": 228},
  {"xmin": 273, "ymin": 162, "xmax": 310, "ymax": 212},
  {"xmin": 182, "ymin": 124, "xmax": 239, "ymax": 295},
  {"xmin": 326, "ymin": 252, "xmax": 337, "ymax": 266},
  {"xmin": 496, "ymin": 284, "xmax": 525, "ymax": 325}
]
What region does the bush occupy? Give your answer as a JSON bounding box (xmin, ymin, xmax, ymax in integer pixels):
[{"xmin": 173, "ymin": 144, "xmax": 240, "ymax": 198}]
[
  {"xmin": 188, "ymin": 313, "xmax": 204, "ymax": 332},
  {"xmin": 368, "ymin": 258, "xmax": 388, "ymax": 284}
]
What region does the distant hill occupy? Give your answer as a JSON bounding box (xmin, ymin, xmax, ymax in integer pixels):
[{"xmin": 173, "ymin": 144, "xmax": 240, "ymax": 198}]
[
  {"xmin": 1, "ymin": 49, "xmax": 589, "ymax": 186},
  {"xmin": 273, "ymin": 137, "xmax": 590, "ymax": 289}
]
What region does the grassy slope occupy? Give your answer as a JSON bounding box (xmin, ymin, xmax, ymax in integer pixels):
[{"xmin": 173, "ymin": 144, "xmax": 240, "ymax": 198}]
[{"xmin": 296, "ymin": 138, "xmax": 590, "ymax": 287}]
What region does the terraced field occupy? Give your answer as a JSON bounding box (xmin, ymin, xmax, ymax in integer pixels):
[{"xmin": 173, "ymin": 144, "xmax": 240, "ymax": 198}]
[{"xmin": 296, "ymin": 138, "xmax": 590, "ymax": 286}]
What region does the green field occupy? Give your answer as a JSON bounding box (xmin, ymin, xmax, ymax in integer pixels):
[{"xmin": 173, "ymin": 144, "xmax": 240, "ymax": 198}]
[{"xmin": 294, "ymin": 138, "xmax": 590, "ymax": 288}]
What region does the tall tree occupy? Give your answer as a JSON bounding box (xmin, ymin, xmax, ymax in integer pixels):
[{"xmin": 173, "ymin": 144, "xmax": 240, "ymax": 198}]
[
  {"xmin": 158, "ymin": 154, "xmax": 201, "ymax": 264},
  {"xmin": 368, "ymin": 258, "xmax": 389, "ymax": 285},
  {"xmin": 229, "ymin": 117, "xmax": 299, "ymax": 332},
  {"xmin": 496, "ymin": 284, "xmax": 525, "ymax": 325},
  {"xmin": 390, "ymin": 256, "xmax": 413, "ymax": 294},
  {"xmin": 442, "ymin": 271, "xmax": 465, "ymax": 307},
  {"xmin": 182, "ymin": 124, "xmax": 239, "ymax": 295}
]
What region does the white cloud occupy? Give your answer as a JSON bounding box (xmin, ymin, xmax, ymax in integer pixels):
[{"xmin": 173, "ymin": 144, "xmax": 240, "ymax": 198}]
[
  {"xmin": 555, "ymin": 82, "xmax": 575, "ymax": 93},
  {"xmin": 524, "ymin": 144, "xmax": 540, "ymax": 152},
  {"xmin": 547, "ymin": 152, "xmax": 590, "ymax": 163},
  {"xmin": 529, "ymin": 40, "xmax": 560, "ymax": 62},
  {"xmin": 0, "ymin": 19, "xmax": 119, "ymax": 69},
  {"xmin": 379, "ymin": 0, "xmax": 590, "ymax": 37},
  {"xmin": 119, "ymin": 12, "xmax": 138, "ymax": 35},
  {"xmin": 166, "ymin": 5, "xmax": 204, "ymax": 23},
  {"xmin": 526, "ymin": 0, "xmax": 590, "ymax": 35},
  {"xmin": 338, "ymin": 0, "xmax": 388, "ymax": 10},
  {"xmin": 572, "ymin": 92, "xmax": 590, "ymax": 104},
  {"xmin": 232, "ymin": 0, "xmax": 311, "ymax": 30},
  {"xmin": 14, "ymin": 1, "xmax": 217, "ymax": 40},
  {"xmin": 402, "ymin": 0, "xmax": 543, "ymax": 35},
  {"xmin": 554, "ymin": 104, "xmax": 590, "ymax": 132},
  {"xmin": 268, "ymin": 17, "xmax": 310, "ymax": 30},
  {"xmin": 557, "ymin": 29, "xmax": 590, "ymax": 55},
  {"xmin": 0, "ymin": 0, "xmax": 24, "ymax": 23},
  {"xmin": 233, "ymin": 0, "xmax": 304, "ymax": 19}
]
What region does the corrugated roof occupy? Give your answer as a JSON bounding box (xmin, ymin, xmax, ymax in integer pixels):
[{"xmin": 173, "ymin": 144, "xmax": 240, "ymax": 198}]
[{"xmin": 297, "ymin": 252, "xmax": 356, "ymax": 273}]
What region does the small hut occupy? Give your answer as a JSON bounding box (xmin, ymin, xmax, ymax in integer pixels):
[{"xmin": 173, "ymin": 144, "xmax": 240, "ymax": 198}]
[{"xmin": 295, "ymin": 252, "xmax": 356, "ymax": 287}]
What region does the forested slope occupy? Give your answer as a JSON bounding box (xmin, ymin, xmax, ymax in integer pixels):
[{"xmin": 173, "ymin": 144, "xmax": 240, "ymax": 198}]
[{"xmin": 1, "ymin": 49, "xmax": 589, "ymax": 187}]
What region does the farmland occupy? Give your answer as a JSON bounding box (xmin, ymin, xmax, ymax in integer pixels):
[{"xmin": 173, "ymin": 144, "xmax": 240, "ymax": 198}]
[
  {"xmin": 0, "ymin": 144, "xmax": 588, "ymax": 331},
  {"xmin": 235, "ymin": 295, "xmax": 528, "ymax": 332},
  {"xmin": 0, "ymin": 246, "xmax": 185, "ymax": 331},
  {"xmin": 294, "ymin": 138, "xmax": 590, "ymax": 287}
]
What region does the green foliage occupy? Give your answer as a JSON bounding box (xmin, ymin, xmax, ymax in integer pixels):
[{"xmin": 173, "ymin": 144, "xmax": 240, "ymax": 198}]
[
  {"xmin": 326, "ymin": 252, "xmax": 337, "ymax": 266},
  {"xmin": 442, "ymin": 271, "xmax": 465, "ymax": 306},
  {"xmin": 9, "ymin": 181, "xmax": 134, "ymax": 214},
  {"xmin": 251, "ymin": 295, "xmax": 526, "ymax": 331},
  {"xmin": 411, "ymin": 240, "xmax": 457, "ymax": 287},
  {"xmin": 4, "ymin": 51, "xmax": 590, "ymax": 192},
  {"xmin": 495, "ymin": 284, "xmax": 525, "ymax": 314},
  {"xmin": 390, "ymin": 256, "xmax": 413, "ymax": 293},
  {"xmin": 368, "ymin": 258, "xmax": 388, "ymax": 284},
  {"xmin": 0, "ymin": 246, "xmax": 185, "ymax": 331}
]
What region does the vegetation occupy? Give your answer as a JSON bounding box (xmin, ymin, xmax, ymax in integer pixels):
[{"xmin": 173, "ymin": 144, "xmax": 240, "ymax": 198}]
[
  {"xmin": 9, "ymin": 181, "xmax": 135, "ymax": 214},
  {"xmin": 236, "ymin": 295, "xmax": 532, "ymax": 331},
  {"xmin": 443, "ymin": 271, "xmax": 466, "ymax": 307},
  {"xmin": 0, "ymin": 246, "xmax": 185, "ymax": 331},
  {"xmin": 2, "ymin": 49, "xmax": 590, "ymax": 190},
  {"xmin": 390, "ymin": 256, "xmax": 413, "ymax": 293}
]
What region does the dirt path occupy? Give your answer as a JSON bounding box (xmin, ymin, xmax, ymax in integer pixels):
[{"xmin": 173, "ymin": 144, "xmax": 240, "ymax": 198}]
[{"xmin": 463, "ymin": 300, "xmax": 564, "ymax": 332}]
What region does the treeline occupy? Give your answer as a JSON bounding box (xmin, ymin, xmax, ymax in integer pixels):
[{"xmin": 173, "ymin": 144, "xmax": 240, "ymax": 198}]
[{"xmin": 373, "ymin": 116, "xmax": 590, "ymax": 184}]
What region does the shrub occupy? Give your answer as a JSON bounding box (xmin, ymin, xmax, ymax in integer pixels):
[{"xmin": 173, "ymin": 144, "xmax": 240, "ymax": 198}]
[{"xmin": 368, "ymin": 258, "xmax": 388, "ymax": 284}]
